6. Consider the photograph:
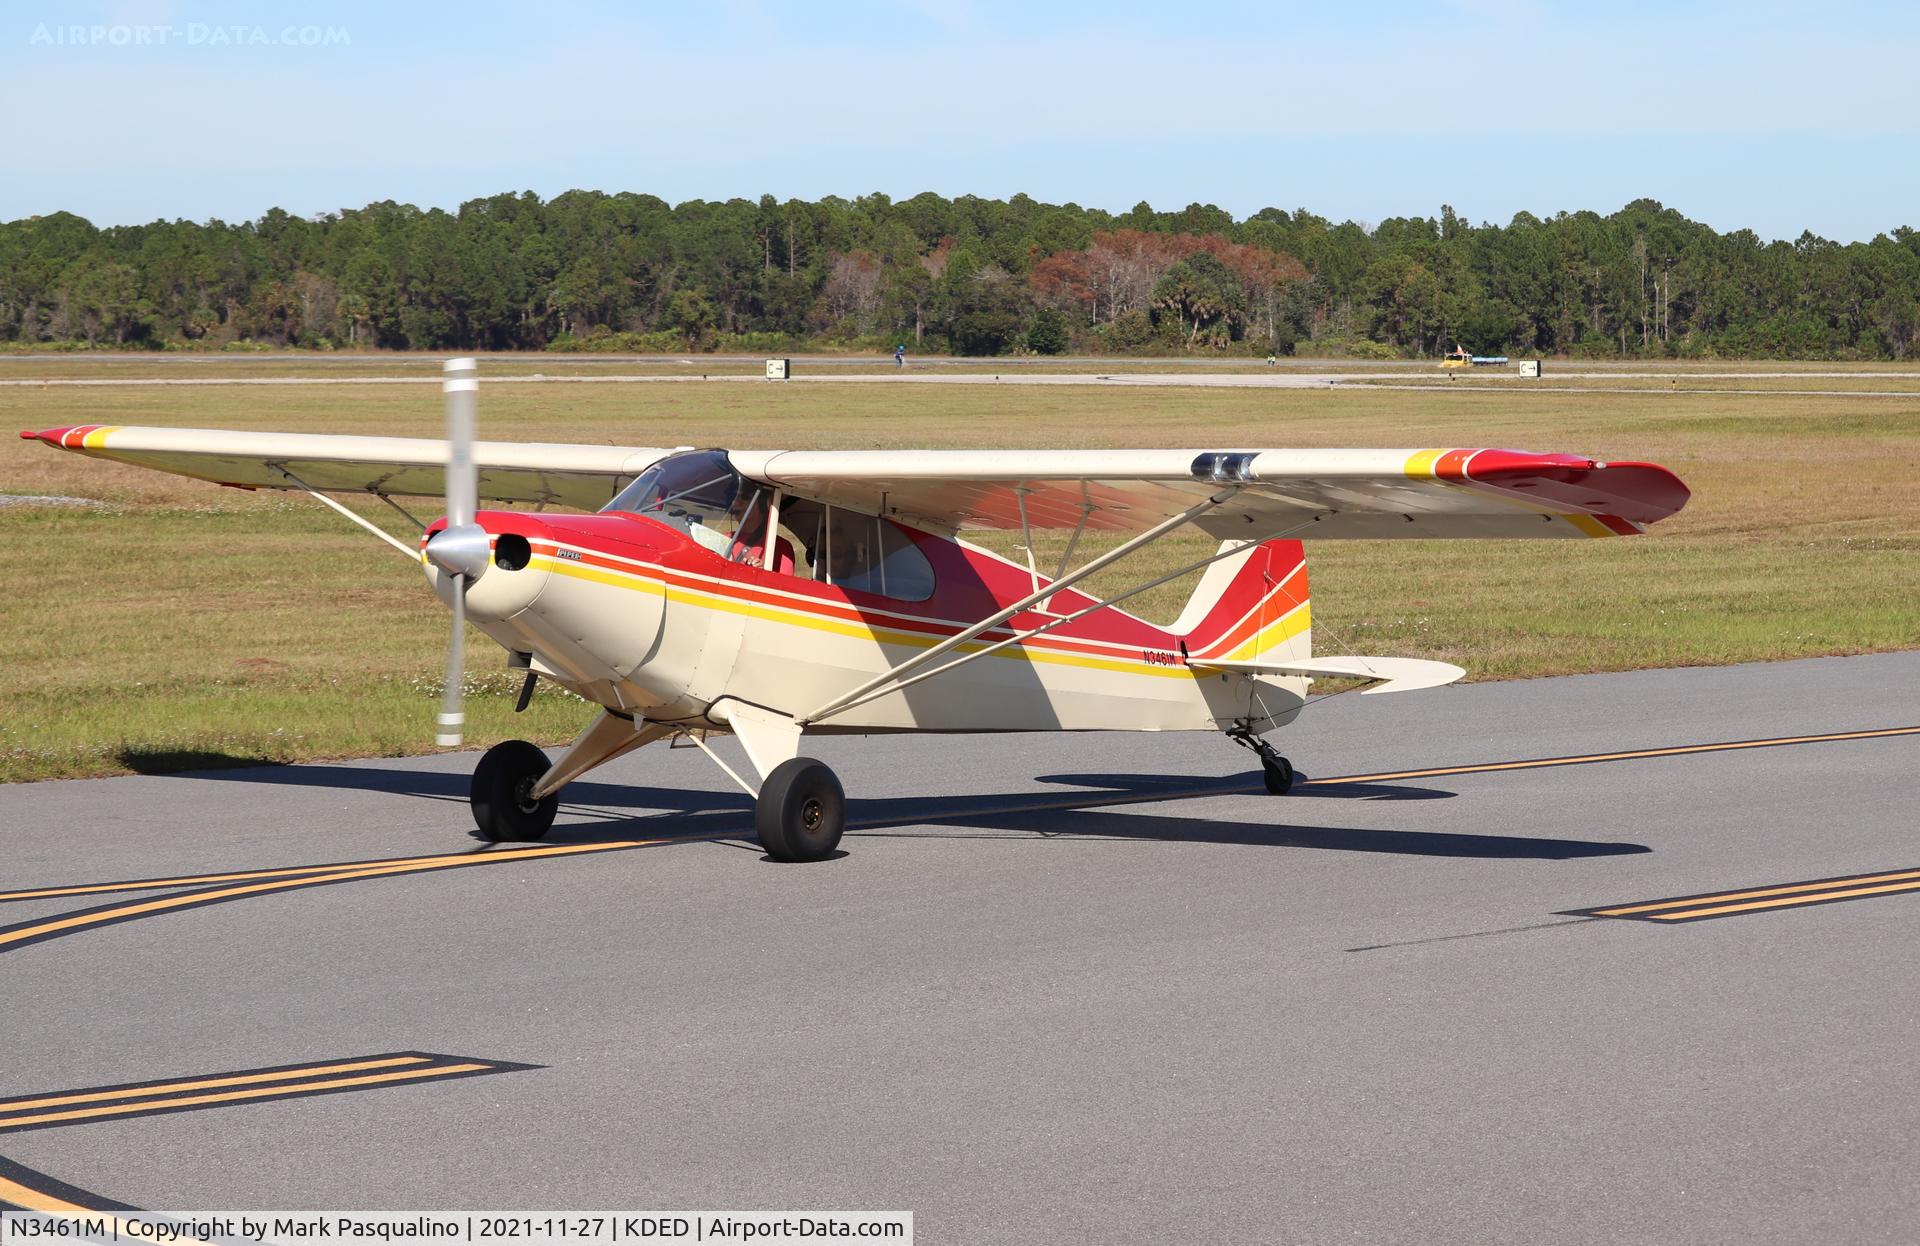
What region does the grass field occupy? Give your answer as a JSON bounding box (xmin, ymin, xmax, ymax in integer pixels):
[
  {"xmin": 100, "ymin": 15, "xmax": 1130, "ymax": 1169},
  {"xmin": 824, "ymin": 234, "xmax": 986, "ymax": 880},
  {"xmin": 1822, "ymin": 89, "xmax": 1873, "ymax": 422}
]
[{"xmin": 3, "ymin": 359, "xmax": 1916, "ymax": 782}]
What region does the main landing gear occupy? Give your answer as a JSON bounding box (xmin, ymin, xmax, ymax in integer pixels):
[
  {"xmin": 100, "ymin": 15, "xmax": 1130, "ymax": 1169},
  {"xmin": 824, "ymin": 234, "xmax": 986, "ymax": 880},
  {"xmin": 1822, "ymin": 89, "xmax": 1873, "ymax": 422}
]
[
  {"xmin": 471, "ymin": 739, "xmax": 560, "ymax": 842},
  {"xmin": 1227, "ymin": 727, "xmax": 1296, "ymax": 795},
  {"xmin": 755, "ymin": 757, "xmax": 847, "ymax": 863},
  {"xmin": 468, "ymin": 733, "xmax": 847, "ymax": 862}
]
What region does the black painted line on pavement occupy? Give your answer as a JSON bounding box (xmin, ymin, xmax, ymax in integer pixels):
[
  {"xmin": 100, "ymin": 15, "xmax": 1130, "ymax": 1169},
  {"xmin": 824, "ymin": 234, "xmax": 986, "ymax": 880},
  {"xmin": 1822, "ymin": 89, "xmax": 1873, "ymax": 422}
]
[
  {"xmin": 1572, "ymin": 866, "xmax": 1920, "ymax": 923},
  {"xmin": 0, "ymin": 1051, "xmax": 537, "ymax": 1135},
  {"xmin": 14, "ymin": 723, "xmax": 1915, "ymax": 907},
  {"xmin": 0, "ymin": 1153, "xmax": 139, "ymax": 1211}
]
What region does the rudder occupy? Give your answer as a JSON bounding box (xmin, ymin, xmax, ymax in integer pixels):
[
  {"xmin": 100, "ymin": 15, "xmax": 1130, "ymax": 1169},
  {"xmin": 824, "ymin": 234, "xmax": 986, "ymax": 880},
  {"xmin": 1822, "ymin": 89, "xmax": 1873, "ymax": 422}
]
[{"xmin": 1173, "ymin": 538, "xmax": 1310, "ymax": 664}]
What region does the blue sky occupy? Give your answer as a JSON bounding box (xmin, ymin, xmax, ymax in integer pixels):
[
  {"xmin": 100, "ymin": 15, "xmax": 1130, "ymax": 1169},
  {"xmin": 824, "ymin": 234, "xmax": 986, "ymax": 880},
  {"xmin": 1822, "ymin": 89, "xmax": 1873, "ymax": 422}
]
[{"xmin": 3, "ymin": 0, "xmax": 1915, "ymax": 241}]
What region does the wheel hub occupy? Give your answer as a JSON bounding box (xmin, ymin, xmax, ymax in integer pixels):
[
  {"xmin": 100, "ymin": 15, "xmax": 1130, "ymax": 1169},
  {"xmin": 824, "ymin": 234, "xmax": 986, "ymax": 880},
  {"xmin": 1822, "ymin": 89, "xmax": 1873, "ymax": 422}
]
[
  {"xmin": 799, "ymin": 797, "xmax": 824, "ymax": 833},
  {"xmin": 513, "ymin": 775, "xmax": 541, "ymax": 814}
]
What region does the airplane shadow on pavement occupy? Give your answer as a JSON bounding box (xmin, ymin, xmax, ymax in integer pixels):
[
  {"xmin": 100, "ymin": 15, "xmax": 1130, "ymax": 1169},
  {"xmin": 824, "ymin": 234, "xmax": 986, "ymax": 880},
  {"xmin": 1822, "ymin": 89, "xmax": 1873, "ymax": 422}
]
[
  {"xmin": 153, "ymin": 757, "xmax": 743, "ymax": 818},
  {"xmin": 166, "ymin": 760, "xmax": 1648, "ymax": 862},
  {"xmin": 845, "ymin": 803, "xmax": 1647, "ymax": 860},
  {"xmin": 1036, "ymin": 772, "xmax": 1456, "ymax": 801}
]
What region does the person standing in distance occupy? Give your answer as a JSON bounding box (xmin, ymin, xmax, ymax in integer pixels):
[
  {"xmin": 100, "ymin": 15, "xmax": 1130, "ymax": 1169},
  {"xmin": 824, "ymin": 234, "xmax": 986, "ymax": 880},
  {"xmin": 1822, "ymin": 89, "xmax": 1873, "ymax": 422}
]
[{"xmin": 894, "ymin": 343, "xmax": 906, "ymax": 369}]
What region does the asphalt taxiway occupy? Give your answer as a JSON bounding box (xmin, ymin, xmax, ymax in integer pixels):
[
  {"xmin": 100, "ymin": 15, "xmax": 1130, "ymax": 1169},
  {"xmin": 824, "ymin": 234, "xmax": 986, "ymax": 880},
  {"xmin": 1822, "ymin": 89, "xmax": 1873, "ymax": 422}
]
[{"xmin": 4, "ymin": 653, "xmax": 1918, "ymax": 1242}]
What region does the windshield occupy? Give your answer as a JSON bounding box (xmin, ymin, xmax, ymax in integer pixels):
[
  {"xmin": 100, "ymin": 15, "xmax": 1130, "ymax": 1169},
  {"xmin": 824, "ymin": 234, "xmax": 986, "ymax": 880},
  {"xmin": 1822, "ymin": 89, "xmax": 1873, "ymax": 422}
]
[
  {"xmin": 603, "ymin": 450, "xmax": 741, "ymax": 526},
  {"xmin": 603, "ymin": 455, "xmax": 934, "ymax": 599},
  {"xmin": 604, "ymin": 449, "xmax": 782, "ymax": 562}
]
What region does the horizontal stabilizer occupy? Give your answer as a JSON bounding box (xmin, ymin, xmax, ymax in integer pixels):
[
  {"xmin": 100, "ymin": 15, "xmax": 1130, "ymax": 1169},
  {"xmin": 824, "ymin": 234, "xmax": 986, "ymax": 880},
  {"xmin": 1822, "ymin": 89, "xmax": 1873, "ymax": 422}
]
[{"xmin": 1190, "ymin": 655, "xmax": 1466, "ymax": 695}]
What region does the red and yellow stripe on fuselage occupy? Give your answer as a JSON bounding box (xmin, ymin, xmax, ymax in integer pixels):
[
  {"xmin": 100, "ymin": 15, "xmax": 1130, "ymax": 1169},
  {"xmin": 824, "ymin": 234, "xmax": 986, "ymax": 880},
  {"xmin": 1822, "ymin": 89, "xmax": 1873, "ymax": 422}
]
[{"xmin": 483, "ymin": 531, "xmax": 1310, "ymax": 735}]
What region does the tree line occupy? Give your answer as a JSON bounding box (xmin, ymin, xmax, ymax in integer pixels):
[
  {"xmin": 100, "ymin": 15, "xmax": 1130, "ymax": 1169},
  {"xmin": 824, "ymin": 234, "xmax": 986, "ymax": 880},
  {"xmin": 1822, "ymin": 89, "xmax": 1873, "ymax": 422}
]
[{"xmin": 3, "ymin": 192, "xmax": 1917, "ymax": 358}]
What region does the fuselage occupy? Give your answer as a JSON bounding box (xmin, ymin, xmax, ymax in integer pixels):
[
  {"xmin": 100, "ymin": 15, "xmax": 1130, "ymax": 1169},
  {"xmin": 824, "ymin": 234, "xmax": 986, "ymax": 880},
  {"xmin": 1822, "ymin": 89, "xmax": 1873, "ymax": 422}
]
[{"xmin": 425, "ymin": 508, "xmax": 1311, "ymax": 737}]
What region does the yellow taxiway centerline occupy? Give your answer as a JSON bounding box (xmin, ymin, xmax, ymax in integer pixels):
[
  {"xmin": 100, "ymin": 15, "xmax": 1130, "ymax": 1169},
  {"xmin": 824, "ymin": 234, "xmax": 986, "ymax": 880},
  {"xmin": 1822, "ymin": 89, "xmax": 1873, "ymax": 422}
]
[
  {"xmin": 1616, "ymin": 877, "xmax": 1920, "ymax": 922},
  {"xmin": 0, "ymin": 1172, "xmax": 93, "ymax": 1212},
  {"xmin": 1, "ymin": 721, "xmax": 1913, "ymax": 1210},
  {"xmin": 0, "ymin": 1056, "xmax": 431, "ymax": 1115},
  {"xmin": 0, "ymin": 860, "xmax": 468, "ymax": 903},
  {"xmin": 0, "ymin": 839, "xmax": 664, "ymax": 952},
  {"xmin": 0, "ymin": 1064, "xmax": 492, "ymax": 1132},
  {"xmin": 1321, "ymin": 725, "xmax": 1920, "ymax": 787},
  {"xmin": 3, "ymin": 725, "xmax": 1914, "ymax": 914},
  {"xmin": 1588, "ymin": 867, "xmax": 1920, "ymax": 917}
]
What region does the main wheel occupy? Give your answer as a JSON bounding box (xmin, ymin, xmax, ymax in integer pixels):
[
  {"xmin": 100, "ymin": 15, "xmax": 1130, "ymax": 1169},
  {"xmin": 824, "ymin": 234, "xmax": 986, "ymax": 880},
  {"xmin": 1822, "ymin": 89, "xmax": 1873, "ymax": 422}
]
[
  {"xmin": 471, "ymin": 739, "xmax": 559, "ymax": 843},
  {"xmin": 755, "ymin": 757, "xmax": 846, "ymax": 862},
  {"xmin": 1262, "ymin": 754, "xmax": 1295, "ymax": 795}
]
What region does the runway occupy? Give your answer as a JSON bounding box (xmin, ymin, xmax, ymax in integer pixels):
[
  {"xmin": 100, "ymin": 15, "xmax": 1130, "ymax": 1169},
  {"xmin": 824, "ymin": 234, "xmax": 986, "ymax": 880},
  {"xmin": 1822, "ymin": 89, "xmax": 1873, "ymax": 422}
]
[
  {"xmin": 6, "ymin": 370, "xmax": 1920, "ymax": 398},
  {"xmin": 4, "ymin": 652, "xmax": 1919, "ymax": 1242}
]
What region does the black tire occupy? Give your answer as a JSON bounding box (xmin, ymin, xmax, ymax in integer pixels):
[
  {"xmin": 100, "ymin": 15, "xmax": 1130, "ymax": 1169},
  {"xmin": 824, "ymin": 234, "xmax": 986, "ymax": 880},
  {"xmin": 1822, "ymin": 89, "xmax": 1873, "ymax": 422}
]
[
  {"xmin": 756, "ymin": 757, "xmax": 846, "ymax": 862},
  {"xmin": 471, "ymin": 739, "xmax": 559, "ymax": 842},
  {"xmin": 1262, "ymin": 755, "xmax": 1295, "ymax": 795}
]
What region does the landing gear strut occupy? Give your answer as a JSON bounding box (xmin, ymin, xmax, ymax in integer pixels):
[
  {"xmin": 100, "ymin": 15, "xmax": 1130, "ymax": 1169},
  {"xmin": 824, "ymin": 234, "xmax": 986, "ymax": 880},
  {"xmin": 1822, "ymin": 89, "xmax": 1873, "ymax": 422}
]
[
  {"xmin": 471, "ymin": 739, "xmax": 560, "ymax": 842},
  {"xmin": 1227, "ymin": 727, "xmax": 1295, "ymax": 795},
  {"xmin": 756, "ymin": 757, "xmax": 847, "ymax": 862}
]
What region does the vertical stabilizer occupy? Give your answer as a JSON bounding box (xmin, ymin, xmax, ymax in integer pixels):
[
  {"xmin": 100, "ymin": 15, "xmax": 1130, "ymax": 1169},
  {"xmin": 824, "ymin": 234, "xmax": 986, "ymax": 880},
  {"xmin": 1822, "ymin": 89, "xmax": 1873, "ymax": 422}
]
[{"xmin": 1172, "ymin": 539, "xmax": 1310, "ymax": 664}]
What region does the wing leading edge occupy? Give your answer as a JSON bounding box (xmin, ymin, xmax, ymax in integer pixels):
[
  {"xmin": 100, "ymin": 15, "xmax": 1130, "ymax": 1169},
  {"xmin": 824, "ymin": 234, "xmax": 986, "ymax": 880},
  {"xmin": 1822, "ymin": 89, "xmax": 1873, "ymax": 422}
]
[
  {"xmin": 22, "ymin": 427, "xmax": 1690, "ymax": 540},
  {"xmin": 733, "ymin": 447, "xmax": 1690, "ymax": 539},
  {"xmin": 20, "ymin": 424, "xmax": 671, "ymax": 511}
]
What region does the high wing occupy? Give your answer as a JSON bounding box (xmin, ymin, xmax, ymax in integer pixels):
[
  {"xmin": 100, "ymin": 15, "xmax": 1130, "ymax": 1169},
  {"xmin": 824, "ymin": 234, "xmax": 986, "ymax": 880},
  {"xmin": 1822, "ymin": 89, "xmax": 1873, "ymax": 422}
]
[
  {"xmin": 19, "ymin": 424, "xmax": 671, "ymax": 511},
  {"xmin": 732, "ymin": 447, "xmax": 1690, "ymax": 539},
  {"xmin": 23, "ymin": 426, "xmax": 1690, "ymax": 539}
]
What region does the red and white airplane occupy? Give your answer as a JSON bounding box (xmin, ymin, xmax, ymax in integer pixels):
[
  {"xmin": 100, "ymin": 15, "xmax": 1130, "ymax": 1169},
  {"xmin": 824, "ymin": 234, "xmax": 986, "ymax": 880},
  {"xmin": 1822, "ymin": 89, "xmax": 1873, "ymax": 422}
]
[{"xmin": 22, "ymin": 360, "xmax": 1690, "ymax": 861}]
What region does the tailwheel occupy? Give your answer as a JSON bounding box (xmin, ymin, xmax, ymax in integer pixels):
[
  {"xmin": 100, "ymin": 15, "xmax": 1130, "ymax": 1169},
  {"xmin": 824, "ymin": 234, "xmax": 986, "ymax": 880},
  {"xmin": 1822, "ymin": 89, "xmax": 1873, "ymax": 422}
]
[
  {"xmin": 1227, "ymin": 727, "xmax": 1295, "ymax": 796},
  {"xmin": 471, "ymin": 739, "xmax": 559, "ymax": 842},
  {"xmin": 756, "ymin": 757, "xmax": 846, "ymax": 862}
]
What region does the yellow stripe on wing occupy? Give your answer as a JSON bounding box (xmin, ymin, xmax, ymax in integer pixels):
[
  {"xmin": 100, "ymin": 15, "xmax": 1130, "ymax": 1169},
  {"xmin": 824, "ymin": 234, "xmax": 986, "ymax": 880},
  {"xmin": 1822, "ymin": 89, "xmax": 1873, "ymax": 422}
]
[{"xmin": 1563, "ymin": 513, "xmax": 1616, "ymax": 539}]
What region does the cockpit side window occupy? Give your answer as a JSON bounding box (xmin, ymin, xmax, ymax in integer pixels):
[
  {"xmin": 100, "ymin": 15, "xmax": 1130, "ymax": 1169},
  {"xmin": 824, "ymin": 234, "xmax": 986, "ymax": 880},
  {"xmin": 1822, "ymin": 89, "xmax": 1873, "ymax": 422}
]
[
  {"xmin": 873, "ymin": 518, "xmax": 936, "ymax": 601},
  {"xmin": 719, "ymin": 486, "xmax": 794, "ymax": 569},
  {"xmin": 778, "ymin": 497, "xmax": 826, "ymax": 580},
  {"xmin": 823, "ymin": 510, "xmax": 880, "ymax": 592},
  {"xmin": 775, "ymin": 499, "xmax": 933, "ymax": 602}
]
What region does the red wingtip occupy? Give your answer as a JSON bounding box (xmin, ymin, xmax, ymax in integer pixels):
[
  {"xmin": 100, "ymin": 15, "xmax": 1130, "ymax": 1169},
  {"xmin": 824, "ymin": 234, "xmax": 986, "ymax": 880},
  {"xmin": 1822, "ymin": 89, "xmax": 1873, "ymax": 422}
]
[
  {"xmin": 21, "ymin": 426, "xmax": 89, "ymax": 448},
  {"xmin": 1458, "ymin": 450, "xmax": 1691, "ymax": 524}
]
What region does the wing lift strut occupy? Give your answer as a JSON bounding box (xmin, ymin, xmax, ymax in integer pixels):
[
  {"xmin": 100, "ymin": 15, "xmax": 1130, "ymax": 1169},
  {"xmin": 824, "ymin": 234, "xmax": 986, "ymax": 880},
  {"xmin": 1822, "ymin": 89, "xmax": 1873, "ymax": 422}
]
[
  {"xmin": 269, "ymin": 464, "xmax": 426, "ymax": 563},
  {"xmin": 797, "ymin": 489, "xmax": 1325, "ymax": 728}
]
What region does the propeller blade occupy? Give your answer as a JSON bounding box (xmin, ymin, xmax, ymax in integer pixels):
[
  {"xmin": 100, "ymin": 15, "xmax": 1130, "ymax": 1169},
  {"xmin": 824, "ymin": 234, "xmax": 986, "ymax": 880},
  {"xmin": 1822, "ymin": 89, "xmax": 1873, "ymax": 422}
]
[
  {"xmin": 437, "ymin": 578, "xmax": 466, "ymax": 746},
  {"xmin": 434, "ymin": 357, "xmax": 479, "ymax": 747},
  {"xmin": 443, "ymin": 357, "xmax": 478, "ymax": 528}
]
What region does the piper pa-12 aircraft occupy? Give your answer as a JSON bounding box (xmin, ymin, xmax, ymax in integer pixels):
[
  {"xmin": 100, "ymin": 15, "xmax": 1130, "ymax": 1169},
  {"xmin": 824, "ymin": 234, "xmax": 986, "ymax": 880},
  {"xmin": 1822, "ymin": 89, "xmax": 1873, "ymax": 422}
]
[{"xmin": 22, "ymin": 359, "xmax": 1691, "ymax": 861}]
